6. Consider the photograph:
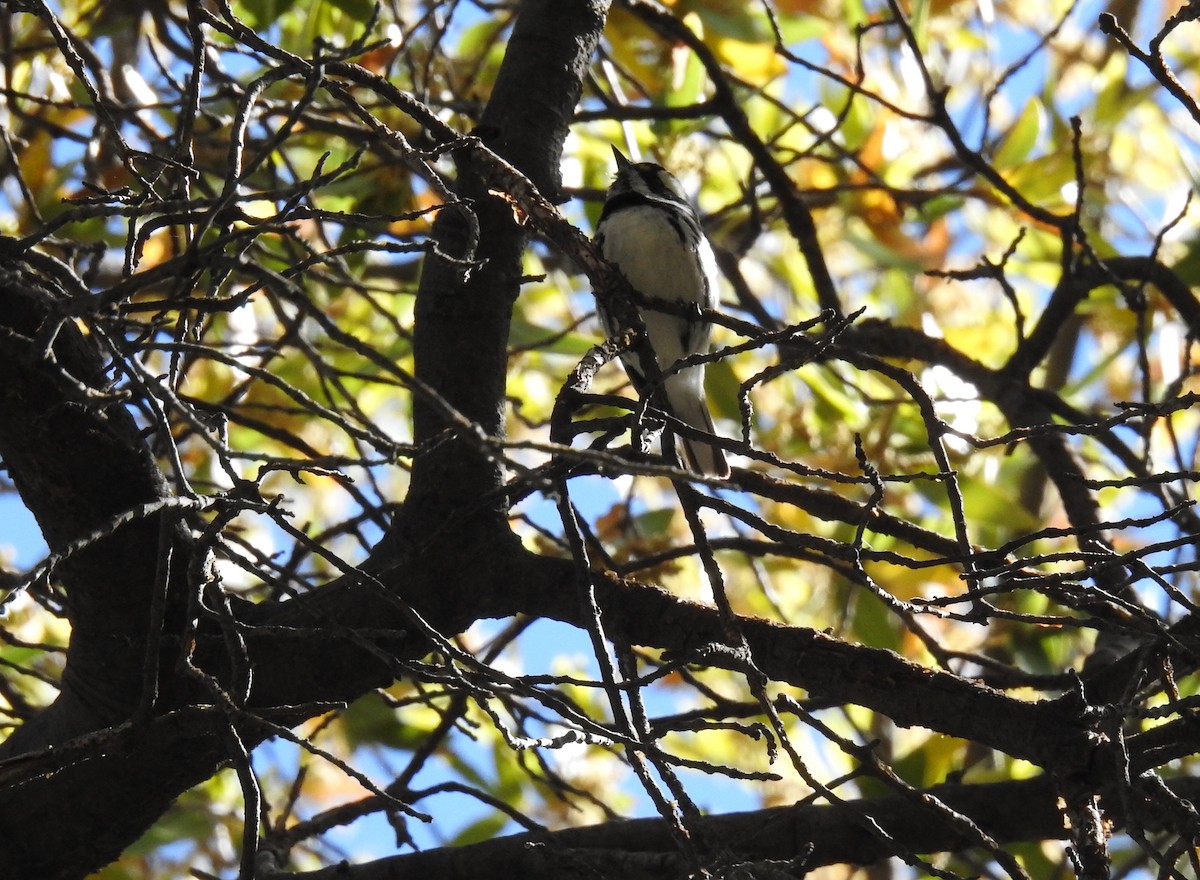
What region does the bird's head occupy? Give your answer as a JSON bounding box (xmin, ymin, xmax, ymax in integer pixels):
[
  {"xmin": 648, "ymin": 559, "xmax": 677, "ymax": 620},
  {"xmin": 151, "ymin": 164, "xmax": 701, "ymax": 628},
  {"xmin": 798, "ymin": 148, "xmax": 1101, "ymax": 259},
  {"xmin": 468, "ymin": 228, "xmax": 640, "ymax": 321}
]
[{"xmin": 608, "ymin": 146, "xmax": 690, "ymax": 205}]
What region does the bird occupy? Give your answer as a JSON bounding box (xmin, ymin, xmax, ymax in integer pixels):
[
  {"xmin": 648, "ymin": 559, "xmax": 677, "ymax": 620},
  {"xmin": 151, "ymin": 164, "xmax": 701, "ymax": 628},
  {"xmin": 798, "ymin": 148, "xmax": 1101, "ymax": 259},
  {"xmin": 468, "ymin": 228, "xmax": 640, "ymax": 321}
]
[{"xmin": 593, "ymin": 146, "xmax": 730, "ymax": 479}]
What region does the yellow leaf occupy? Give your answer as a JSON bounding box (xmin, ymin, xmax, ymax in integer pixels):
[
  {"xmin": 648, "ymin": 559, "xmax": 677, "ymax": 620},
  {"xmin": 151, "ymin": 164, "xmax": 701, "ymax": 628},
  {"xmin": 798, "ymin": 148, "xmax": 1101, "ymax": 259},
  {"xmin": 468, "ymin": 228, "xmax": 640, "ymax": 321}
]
[{"xmin": 712, "ymin": 35, "xmax": 786, "ymax": 84}]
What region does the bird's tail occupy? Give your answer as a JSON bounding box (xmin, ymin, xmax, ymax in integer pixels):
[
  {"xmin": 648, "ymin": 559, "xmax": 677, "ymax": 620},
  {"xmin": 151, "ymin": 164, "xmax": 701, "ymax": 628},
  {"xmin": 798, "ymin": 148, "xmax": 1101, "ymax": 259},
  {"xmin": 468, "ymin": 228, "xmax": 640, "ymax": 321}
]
[
  {"xmin": 679, "ymin": 433, "xmax": 730, "ymax": 479},
  {"xmin": 666, "ymin": 377, "xmax": 730, "ymax": 479}
]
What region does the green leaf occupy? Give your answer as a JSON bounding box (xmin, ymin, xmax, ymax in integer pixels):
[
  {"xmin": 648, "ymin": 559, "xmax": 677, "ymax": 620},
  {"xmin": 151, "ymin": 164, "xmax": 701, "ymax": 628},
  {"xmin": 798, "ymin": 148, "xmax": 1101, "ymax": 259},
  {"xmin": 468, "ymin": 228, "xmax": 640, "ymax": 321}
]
[
  {"xmin": 635, "ymin": 507, "xmax": 675, "ymax": 537},
  {"xmin": 459, "ymin": 18, "xmax": 508, "ymax": 58},
  {"xmin": 1001, "ymin": 153, "xmax": 1072, "ymax": 204},
  {"xmin": 916, "ymin": 193, "xmax": 965, "ymax": 223},
  {"xmin": 909, "ymin": 0, "xmax": 930, "ymax": 53},
  {"xmin": 844, "ymin": 229, "xmax": 926, "ymax": 273},
  {"xmin": 993, "ymin": 98, "xmax": 1043, "ymax": 169},
  {"xmin": 1171, "ymin": 233, "xmax": 1200, "ymax": 287},
  {"xmin": 508, "ymin": 316, "xmax": 597, "ymax": 356},
  {"xmin": 342, "ymin": 692, "xmax": 423, "ymax": 749},
  {"xmin": 123, "ymin": 804, "xmax": 217, "ymax": 856},
  {"xmin": 450, "ymin": 812, "xmax": 511, "ymax": 847},
  {"xmin": 850, "ymin": 589, "xmax": 902, "ymax": 653},
  {"xmin": 237, "ymin": 0, "xmax": 299, "ymax": 28},
  {"xmin": 706, "ymin": 357, "xmax": 742, "ymax": 422},
  {"xmin": 777, "ymin": 15, "xmax": 830, "ymax": 44},
  {"xmin": 326, "ymin": 0, "xmax": 375, "ymax": 25},
  {"xmin": 666, "ymin": 36, "xmax": 706, "ymax": 109}
]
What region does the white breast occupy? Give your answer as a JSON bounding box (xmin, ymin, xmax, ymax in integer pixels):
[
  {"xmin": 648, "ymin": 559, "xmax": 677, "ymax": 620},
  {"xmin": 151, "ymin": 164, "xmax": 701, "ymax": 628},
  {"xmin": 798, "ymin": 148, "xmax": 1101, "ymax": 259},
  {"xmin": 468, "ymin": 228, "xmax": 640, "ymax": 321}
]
[{"xmin": 599, "ymin": 205, "xmax": 713, "ymax": 315}]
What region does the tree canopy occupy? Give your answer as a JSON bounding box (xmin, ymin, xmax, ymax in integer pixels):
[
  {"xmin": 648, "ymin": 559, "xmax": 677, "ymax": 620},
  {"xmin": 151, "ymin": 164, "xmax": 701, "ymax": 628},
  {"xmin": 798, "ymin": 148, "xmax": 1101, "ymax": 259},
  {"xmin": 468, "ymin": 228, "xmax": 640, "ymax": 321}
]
[{"xmin": 2, "ymin": 1, "xmax": 1200, "ymax": 878}]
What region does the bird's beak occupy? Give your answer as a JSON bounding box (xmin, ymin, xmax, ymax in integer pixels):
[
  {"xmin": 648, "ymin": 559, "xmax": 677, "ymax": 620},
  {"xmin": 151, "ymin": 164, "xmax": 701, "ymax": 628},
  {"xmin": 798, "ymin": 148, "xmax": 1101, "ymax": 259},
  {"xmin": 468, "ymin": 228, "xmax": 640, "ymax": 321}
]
[{"xmin": 612, "ymin": 145, "xmax": 632, "ymax": 171}]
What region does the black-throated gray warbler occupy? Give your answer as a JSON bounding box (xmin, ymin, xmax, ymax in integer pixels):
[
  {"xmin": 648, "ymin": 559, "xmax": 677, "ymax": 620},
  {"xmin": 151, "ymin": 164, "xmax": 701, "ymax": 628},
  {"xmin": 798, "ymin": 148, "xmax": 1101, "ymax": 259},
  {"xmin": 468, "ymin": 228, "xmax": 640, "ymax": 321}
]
[{"xmin": 594, "ymin": 146, "xmax": 730, "ymax": 479}]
